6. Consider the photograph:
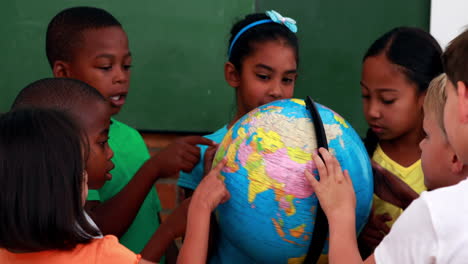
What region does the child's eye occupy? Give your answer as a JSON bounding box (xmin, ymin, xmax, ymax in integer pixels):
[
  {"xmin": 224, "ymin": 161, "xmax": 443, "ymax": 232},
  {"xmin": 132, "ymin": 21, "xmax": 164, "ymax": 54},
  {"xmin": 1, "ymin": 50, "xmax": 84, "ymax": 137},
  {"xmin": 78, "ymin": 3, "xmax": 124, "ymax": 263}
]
[
  {"xmin": 256, "ymin": 74, "xmax": 270, "ymax": 80},
  {"xmin": 361, "ymin": 94, "xmax": 370, "ymax": 99},
  {"xmin": 282, "ymin": 77, "xmax": 294, "ymax": 84},
  {"xmin": 123, "ymin": 64, "xmax": 132, "ymax": 70},
  {"xmin": 98, "ymin": 66, "xmax": 112, "ymax": 71},
  {"xmin": 382, "ymin": 99, "xmax": 396, "ymax": 105},
  {"xmin": 98, "ymin": 137, "xmax": 109, "ymax": 146}
]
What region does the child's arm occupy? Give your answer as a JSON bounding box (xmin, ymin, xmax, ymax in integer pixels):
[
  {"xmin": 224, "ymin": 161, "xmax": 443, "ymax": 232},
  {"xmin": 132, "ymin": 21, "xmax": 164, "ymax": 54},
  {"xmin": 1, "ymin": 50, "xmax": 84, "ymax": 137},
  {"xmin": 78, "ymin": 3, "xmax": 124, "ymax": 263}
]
[
  {"xmin": 358, "ymin": 208, "xmax": 392, "ymax": 257},
  {"xmin": 139, "ymin": 197, "xmax": 191, "ymax": 262},
  {"xmin": 86, "ymin": 136, "xmax": 214, "ymax": 237},
  {"xmin": 137, "ymin": 159, "xmax": 228, "ymax": 264},
  {"xmin": 372, "ymin": 161, "xmax": 419, "ymax": 209},
  {"xmin": 305, "ymin": 148, "xmax": 363, "ymax": 264},
  {"xmin": 359, "ymin": 162, "xmax": 420, "ymax": 255},
  {"xmin": 178, "ymin": 159, "xmax": 229, "ymax": 264}
]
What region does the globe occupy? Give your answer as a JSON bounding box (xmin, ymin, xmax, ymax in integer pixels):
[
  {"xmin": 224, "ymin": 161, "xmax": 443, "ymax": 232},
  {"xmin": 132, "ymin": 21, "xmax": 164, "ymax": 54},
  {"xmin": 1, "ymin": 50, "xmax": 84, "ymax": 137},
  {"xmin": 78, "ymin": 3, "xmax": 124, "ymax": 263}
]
[{"xmin": 211, "ymin": 98, "xmax": 373, "ymax": 264}]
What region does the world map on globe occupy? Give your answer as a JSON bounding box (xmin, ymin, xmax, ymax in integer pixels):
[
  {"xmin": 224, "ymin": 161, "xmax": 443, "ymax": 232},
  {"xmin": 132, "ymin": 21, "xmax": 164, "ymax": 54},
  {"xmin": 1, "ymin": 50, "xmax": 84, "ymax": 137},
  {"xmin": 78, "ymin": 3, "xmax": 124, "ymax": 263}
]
[{"xmin": 211, "ymin": 98, "xmax": 373, "ymax": 264}]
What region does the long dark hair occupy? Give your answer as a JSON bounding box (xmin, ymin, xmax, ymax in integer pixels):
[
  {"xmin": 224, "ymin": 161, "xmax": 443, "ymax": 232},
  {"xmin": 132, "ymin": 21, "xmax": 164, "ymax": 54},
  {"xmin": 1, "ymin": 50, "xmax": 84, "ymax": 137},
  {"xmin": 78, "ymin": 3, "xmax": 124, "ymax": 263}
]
[
  {"xmin": 362, "ymin": 27, "xmax": 443, "ymax": 155},
  {"xmin": 0, "ymin": 108, "xmax": 100, "ymax": 252}
]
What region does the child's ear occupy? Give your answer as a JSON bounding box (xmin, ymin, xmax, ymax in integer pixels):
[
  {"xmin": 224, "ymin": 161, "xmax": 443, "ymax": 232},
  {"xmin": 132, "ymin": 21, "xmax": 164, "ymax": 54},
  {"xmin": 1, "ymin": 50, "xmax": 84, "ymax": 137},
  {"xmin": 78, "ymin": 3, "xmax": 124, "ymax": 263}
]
[
  {"xmin": 224, "ymin": 62, "xmax": 240, "ymax": 88},
  {"xmin": 418, "ymin": 90, "xmax": 427, "ymax": 108},
  {"xmin": 52, "ymin": 60, "xmax": 71, "ymax": 78},
  {"xmin": 450, "ymin": 153, "xmax": 464, "ymax": 174},
  {"xmin": 456, "ymin": 81, "xmax": 468, "ymax": 124}
]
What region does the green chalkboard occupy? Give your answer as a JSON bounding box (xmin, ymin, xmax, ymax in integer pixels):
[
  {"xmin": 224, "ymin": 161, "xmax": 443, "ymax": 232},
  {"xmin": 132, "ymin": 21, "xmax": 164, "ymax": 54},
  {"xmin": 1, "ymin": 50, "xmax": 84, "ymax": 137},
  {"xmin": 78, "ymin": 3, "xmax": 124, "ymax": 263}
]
[
  {"xmin": 257, "ymin": 0, "xmax": 430, "ymax": 136},
  {"xmin": 0, "ymin": 0, "xmax": 253, "ymax": 132},
  {"xmin": 0, "ymin": 0, "xmax": 430, "ymax": 134}
]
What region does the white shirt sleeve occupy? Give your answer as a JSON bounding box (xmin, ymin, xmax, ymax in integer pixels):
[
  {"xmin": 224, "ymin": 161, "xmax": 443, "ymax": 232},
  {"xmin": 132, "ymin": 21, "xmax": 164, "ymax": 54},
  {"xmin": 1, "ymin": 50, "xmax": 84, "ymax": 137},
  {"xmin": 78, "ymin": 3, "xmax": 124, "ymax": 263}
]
[{"xmin": 374, "ymin": 195, "xmax": 438, "ymax": 264}]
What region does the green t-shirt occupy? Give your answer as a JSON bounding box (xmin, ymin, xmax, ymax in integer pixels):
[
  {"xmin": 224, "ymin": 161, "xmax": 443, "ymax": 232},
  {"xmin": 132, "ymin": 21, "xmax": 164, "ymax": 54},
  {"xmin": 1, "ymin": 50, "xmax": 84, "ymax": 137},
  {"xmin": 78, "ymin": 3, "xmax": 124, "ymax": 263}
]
[{"xmin": 87, "ymin": 119, "xmax": 162, "ymax": 255}]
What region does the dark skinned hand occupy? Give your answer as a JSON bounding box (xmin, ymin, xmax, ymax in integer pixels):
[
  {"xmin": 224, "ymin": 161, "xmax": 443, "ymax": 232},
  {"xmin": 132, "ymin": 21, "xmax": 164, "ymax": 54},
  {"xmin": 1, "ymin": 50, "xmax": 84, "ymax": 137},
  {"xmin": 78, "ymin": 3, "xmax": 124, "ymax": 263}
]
[{"xmin": 152, "ymin": 136, "xmax": 215, "ymax": 178}]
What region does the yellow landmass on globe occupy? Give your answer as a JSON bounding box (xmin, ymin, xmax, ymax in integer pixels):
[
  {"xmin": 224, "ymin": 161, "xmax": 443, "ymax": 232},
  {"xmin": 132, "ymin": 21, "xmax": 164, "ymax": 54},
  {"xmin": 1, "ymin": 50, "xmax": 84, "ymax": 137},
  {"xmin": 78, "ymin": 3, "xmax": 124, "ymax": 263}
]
[
  {"xmin": 224, "ymin": 127, "xmax": 248, "ymax": 173},
  {"xmin": 334, "ymin": 114, "xmax": 349, "ymax": 128},
  {"xmin": 290, "ymin": 98, "xmax": 306, "ymax": 106},
  {"xmin": 213, "ymin": 128, "xmax": 233, "ymax": 167},
  {"xmin": 225, "ymin": 144, "xmax": 239, "ymax": 173},
  {"xmin": 256, "ymin": 128, "xmax": 284, "ymax": 153},
  {"xmin": 246, "ymin": 151, "xmax": 282, "ymax": 203},
  {"xmin": 284, "ymin": 194, "xmax": 296, "ymax": 216},
  {"xmin": 286, "ymin": 146, "xmax": 312, "ymax": 164}
]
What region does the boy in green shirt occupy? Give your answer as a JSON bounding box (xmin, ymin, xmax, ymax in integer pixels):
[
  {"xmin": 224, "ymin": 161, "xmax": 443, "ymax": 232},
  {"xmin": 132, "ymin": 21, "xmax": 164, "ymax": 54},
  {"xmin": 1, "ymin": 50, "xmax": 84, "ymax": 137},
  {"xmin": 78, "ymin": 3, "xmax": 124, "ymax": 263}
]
[{"xmin": 46, "ymin": 6, "xmax": 213, "ymax": 260}]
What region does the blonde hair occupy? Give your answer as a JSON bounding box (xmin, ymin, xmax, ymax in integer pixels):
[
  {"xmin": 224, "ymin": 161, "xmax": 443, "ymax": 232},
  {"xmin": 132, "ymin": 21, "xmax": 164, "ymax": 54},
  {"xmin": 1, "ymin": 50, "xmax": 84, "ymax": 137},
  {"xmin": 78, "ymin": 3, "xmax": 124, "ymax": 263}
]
[{"xmin": 424, "ymin": 73, "xmax": 447, "ymax": 135}]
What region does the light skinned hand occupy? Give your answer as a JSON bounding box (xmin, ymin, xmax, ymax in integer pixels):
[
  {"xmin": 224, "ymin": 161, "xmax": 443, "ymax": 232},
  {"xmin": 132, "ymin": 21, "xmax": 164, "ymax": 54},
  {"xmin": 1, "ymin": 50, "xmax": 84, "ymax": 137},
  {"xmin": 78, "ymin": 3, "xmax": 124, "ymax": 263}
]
[
  {"xmin": 305, "ymin": 147, "xmax": 356, "ymax": 220},
  {"xmin": 192, "ymin": 159, "xmax": 230, "ymax": 212}
]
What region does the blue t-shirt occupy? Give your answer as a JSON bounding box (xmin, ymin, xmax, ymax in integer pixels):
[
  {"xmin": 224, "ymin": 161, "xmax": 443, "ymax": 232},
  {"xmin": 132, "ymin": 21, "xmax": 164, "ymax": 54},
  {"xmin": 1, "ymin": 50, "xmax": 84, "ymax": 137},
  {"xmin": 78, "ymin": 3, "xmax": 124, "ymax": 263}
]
[{"xmin": 177, "ymin": 125, "xmax": 228, "ymax": 190}]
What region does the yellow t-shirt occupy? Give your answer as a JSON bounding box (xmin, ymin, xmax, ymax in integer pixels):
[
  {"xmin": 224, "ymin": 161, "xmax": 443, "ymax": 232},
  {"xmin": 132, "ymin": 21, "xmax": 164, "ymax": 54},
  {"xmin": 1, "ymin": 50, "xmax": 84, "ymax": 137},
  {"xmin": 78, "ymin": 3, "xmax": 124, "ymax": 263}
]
[{"xmin": 372, "ymin": 144, "xmax": 426, "ymax": 227}]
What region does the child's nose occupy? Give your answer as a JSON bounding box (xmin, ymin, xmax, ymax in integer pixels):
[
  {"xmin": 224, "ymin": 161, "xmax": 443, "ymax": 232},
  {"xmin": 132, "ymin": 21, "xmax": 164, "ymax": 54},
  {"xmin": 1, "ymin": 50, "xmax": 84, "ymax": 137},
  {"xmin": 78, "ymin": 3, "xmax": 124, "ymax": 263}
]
[
  {"xmin": 269, "ymin": 82, "xmax": 284, "ymax": 99},
  {"xmin": 107, "ymin": 146, "xmax": 114, "ymax": 160},
  {"xmin": 367, "ymin": 100, "xmax": 381, "ymax": 119},
  {"xmin": 113, "ymin": 67, "xmax": 129, "ymax": 84}
]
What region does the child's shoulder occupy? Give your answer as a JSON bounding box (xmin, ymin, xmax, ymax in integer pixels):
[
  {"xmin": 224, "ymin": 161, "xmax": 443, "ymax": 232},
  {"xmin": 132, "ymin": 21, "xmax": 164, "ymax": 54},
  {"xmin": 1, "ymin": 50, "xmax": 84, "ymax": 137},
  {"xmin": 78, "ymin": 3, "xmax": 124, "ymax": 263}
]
[
  {"xmin": 205, "ymin": 125, "xmax": 228, "ymax": 143},
  {"xmin": 110, "ymin": 118, "xmax": 139, "ymax": 134},
  {"xmin": 86, "ymin": 235, "xmax": 140, "ymax": 263},
  {"xmin": 108, "ymin": 119, "xmax": 147, "ymax": 156},
  {"xmin": 425, "ymin": 179, "xmax": 468, "ymax": 202},
  {"xmin": 110, "ymin": 119, "xmax": 143, "ymax": 140}
]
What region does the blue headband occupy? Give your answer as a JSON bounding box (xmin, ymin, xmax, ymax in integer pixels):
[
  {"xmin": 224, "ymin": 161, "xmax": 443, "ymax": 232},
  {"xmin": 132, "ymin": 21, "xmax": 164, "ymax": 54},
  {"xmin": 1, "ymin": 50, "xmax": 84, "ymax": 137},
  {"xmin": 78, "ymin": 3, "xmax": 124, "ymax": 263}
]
[{"xmin": 228, "ymin": 10, "xmax": 298, "ymax": 58}]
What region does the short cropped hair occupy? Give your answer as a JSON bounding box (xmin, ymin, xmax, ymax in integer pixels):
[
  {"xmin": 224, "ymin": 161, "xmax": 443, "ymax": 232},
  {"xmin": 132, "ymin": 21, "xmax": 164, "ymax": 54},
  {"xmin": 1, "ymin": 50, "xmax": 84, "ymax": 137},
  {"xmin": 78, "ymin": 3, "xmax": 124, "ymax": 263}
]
[
  {"xmin": 12, "ymin": 77, "xmax": 107, "ymax": 111},
  {"xmin": 0, "ymin": 108, "xmax": 100, "ymax": 251},
  {"xmin": 46, "ymin": 6, "xmax": 121, "ymax": 67},
  {"xmin": 424, "ymin": 73, "xmax": 447, "ymax": 137},
  {"xmin": 442, "ymin": 28, "xmax": 468, "ymax": 88}
]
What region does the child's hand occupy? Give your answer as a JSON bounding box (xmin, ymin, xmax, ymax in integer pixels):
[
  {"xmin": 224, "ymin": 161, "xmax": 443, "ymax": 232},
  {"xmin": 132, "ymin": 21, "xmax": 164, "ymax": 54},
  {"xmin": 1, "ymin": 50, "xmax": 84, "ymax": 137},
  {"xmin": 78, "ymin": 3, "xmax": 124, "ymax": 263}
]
[
  {"xmin": 203, "ymin": 145, "xmax": 219, "ymax": 176},
  {"xmin": 305, "ymin": 148, "xmax": 356, "ymax": 220},
  {"xmin": 192, "ymin": 159, "xmax": 230, "ymax": 212},
  {"xmin": 358, "ymin": 208, "xmax": 392, "ymax": 251},
  {"xmin": 153, "ymin": 136, "xmax": 215, "ymax": 178}
]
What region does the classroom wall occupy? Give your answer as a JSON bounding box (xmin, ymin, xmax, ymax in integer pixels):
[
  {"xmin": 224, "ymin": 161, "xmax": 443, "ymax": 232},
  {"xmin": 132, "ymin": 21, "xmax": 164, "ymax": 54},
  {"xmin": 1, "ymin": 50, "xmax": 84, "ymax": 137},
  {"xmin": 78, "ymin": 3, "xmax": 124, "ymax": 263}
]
[
  {"xmin": 430, "ymin": 0, "xmax": 468, "ymax": 48},
  {"xmin": 2, "ymin": 0, "xmax": 430, "ymax": 135},
  {"xmin": 1, "ymin": 0, "xmax": 253, "ymax": 132}
]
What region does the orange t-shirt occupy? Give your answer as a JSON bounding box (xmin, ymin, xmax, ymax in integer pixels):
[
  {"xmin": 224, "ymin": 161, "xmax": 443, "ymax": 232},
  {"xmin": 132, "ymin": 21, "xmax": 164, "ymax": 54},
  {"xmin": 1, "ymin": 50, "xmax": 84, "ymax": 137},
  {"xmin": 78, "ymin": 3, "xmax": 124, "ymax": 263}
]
[{"xmin": 0, "ymin": 235, "xmax": 141, "ymax": 264}]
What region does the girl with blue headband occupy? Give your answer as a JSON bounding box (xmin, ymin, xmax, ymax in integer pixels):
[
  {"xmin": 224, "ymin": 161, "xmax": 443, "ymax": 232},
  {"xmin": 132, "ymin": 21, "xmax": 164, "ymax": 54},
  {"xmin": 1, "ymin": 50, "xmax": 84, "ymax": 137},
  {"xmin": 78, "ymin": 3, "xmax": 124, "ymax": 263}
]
[
  {"xmin": 178, "ymin": 10, "xmax": 300, "ymax": 197},
  {"xmin": 177, "ymin": 10, "xmax": 299, "ymax": 263}
]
